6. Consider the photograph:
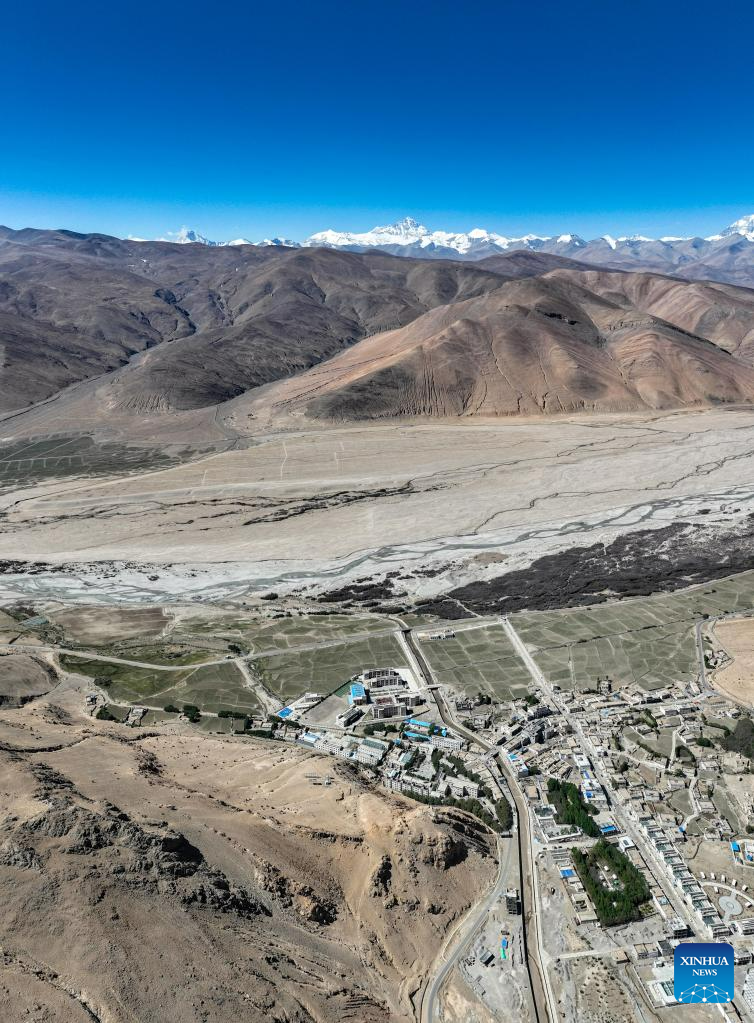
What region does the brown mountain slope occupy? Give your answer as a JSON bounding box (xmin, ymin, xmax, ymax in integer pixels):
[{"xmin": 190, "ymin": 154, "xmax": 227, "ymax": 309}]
[
  {"xmin": 247, "ymin": 273, "xmax": 754, "ymax": 421},
  {"xmin": 0, "ymin": 229, "xmax": 510, "ymax": 413},
  {"xmin": 475, "ymin": 249, "xmax": 603, "ymax": 277},
  {"xmin": 4, "ymin": 226, "xmax": 754, "ymax": 425},
  {"xmin": 92, "ymin": 249, "xmax": 509, "ymax": 412},
  {"xmin": 544, "ymin": 268, "xmax": 754, "ymax": 360}
]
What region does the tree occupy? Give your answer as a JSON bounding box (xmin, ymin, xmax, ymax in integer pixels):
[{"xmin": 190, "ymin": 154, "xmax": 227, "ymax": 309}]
[
  {"xmin": 164, "ymin": 704, "xmax": 180, "ymax": 713},
  {"xmin": 572, "ymin": 839, "xmax": 650, "ymax": 926},
  {"xmin": 496, "ymin": 796, "xmax": 513, "ymax": 831},
  {"xmin": 183, "ymin": 704, "xmax": 201, "ymax": 722},
  {"xmin": 547, "ymin": 778, "xmax": 599, "ymax": 837}
]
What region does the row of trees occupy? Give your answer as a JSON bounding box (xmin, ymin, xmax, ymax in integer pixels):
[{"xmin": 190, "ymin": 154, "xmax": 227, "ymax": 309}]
[
  {"xmin": 572, "ymin": 839, "xmax": 650, "ymax": 926},
  {"xmin": 495, "ymin": 794, "xmax": 513, "ymax": 831}
]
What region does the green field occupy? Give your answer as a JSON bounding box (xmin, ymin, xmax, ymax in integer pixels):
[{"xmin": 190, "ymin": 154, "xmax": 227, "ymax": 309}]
[
  {"xmin": 511, "ymin": 572, "xmax": 754, "ymax": 692},
  {"xmin": 417, "ymin": 624, "xmax": 532, "ymax": 700},
  {"xmin": 60, "ymin": 655, "xmax": 193, "ymax": 704},
  {"xmin": 172, "ymin": 610, "xmax": 400, "ymax": 654},
  {"xmin": 103, "ymin": 643, "xmax": 217, "ymax": 666},
  {"xmin": 60, "ymin": 655, "xmax": 260, "ymax": 715},
  {"xmin": 152, "ymin": 662, "xmax": 262, "ymax": 715},
  {"xmin": 253, "ymin": 632, "xmax": 409, "ymax": 702},
  {"xmin": 0, "ymin": 434, "xmax": 190, "ymax": 488}
]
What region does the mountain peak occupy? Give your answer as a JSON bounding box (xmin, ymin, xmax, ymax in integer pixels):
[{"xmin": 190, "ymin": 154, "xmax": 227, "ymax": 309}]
[
  {"xmin": 720, "ymin": 214, "xmax": 754, "ymax": 241},
  {"xmin": 138, "ymin": 213, "xmax": 754, "ymax": 259},
  {"xmin": 395, "ymin": 216, "xmax": 421, "ymax": 230},
  {"xmin": 165, "ymin": 226, "xmax": 216, "ymax": 246}
]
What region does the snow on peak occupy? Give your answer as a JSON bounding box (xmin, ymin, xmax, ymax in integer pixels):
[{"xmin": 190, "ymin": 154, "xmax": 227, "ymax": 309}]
[
  {"xmin": 719, "ymin": 214, "xmax": 754, "ymax": 242},
  {"xmin": 306, "ymin": 217, "xmax": 432, "ymax": 249},
  {"xmin": 556, "ymin": 234, "xmax": 585, "ymax": 246},
  {"xmin": 154, "ymin": 228, "xmax": 260, "ymax": 247},
  {"xmin": 160, "ymin": 226, "xmax": 217, "ymax": 246},
  {"xmin": 133, "ymin": 213, "xmax": 754, "ymax": 257},
  {"xmin": 304, "ymin": 218, "xmax": 566, "ymax": 254},
  {"xmin": 258, "ymin": 237, "xmax": 300, "ymax": 248}
]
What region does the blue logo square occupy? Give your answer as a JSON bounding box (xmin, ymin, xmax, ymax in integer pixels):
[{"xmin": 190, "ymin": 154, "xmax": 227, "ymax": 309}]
[{"xmin": 674, "ymin": 942, "xmax": 734, "ymax": 1003}]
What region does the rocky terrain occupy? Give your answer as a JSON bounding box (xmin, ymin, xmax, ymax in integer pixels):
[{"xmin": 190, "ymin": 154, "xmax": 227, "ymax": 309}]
[
  {"xmin": 413, "ymin": 518, "xmax": 754, "ymax": 618},
  {"xmin": 0, "ymin": 684, "xmax": 496, "ymax": 1022}
]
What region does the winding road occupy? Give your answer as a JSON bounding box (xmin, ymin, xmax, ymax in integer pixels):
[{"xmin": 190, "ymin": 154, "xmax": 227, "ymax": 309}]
[{"xmin": 421, "ymin": 835, "xmax": 513, "ymax": 1023}]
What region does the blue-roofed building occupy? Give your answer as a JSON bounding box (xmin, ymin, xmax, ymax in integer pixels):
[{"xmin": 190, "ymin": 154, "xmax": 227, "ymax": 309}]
[
  {"xmin": 349, "ymin": 683, "xmax": 367, "ymax": 706},
  {"xmin": 278, "ymin": 707, "xmax": 293, "ymax": 718},
  {"xmin": 407, "ymin": 719, "xmax": 432, "ymax": 733},
  {"xmin": 404, "ymin": 730, "xmax": 429, "ymax": 742},
  {"xmin": 560, "ymin": 868, "xmax": 575, "ymax": 878}
]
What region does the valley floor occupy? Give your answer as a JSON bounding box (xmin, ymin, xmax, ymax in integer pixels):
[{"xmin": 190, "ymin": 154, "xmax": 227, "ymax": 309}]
[{"xmin": 1, "ymin": 407, "xmax": 754, "ymax": 605}]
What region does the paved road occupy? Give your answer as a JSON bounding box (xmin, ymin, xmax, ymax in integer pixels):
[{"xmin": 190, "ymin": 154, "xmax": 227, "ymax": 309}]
[
  {"xmin": 405, "ymin": 629, "xmax": 550, "ymax": 1023},
  {"xmin": 501, "ymin": 616, "xmax": 705, "ymax": 947},
  {"xmin": 696, "ymin": 619, "xmax": 708, "ymax": 687}
]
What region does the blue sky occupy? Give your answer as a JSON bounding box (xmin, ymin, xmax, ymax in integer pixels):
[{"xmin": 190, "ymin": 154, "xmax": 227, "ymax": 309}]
[{"xmin": 2, "ymin": 0, "xmax": 753, "ymax": 240}]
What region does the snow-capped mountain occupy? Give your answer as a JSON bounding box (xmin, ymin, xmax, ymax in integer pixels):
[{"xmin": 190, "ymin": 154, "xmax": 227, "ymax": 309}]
[
  {"xmin": 139, "ymin": 215, "xmax": 754, "ymax": 285},
  {"xmin": 146, "ymin": 214, "xmax": 754, "ymax": 255},
  {"xmin": 159, "ymin": 227, "xmax": 217, "ymax": 245},
  {"xmin": 303, "ymin": 216, "xmax": 557, "ymax": 257},
  {"xmin": 154, "ymin": 227, "xmax": 255, "ymax": 246},
  {"xmin": 299, "ymin": 214, "xmax": 754, "ymax": 270},
  {"xmin": 718, "ymin": 214, "xmax": 754, "ymax": 242},
  {"xmin": 258, "ymin": 237, "xmax": 300, "ymax": 248}
]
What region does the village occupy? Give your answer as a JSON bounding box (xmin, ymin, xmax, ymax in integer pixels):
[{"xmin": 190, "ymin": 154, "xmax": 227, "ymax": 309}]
[{"xmin": 261, "ymin": 621, "xmax": 754, "ymax": 1021}]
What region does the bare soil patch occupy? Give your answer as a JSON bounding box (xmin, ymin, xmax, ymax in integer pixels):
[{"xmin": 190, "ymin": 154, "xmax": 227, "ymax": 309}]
[{"xmin": 713, "ymin": 618, "xmax": 754, "ymax": 706}]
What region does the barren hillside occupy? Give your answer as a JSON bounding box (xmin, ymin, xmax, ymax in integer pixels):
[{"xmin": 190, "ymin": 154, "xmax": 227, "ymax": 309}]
[
  {"xmin": 0, "ymin": 686, "xmax": 496, "ymax": 1023},
  {"xmin": 0, "ymin": 229, "xmax": 506, "ymax": 413},
  {"xmin": 4, "ymin": 227, "xmax": 754, "ymax": 430},
  {"xmin": 247, "ymin": 272, "xmax": 754, "ymax": 421}
]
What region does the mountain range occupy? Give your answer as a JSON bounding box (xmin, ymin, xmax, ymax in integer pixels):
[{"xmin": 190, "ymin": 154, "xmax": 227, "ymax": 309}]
[
  {"xmin": 3, "ymin": 223, "xmax": 754, "ymax": 428},
  {"xmin": 133, "ymin": 215, "xmax": 754, "ymax": 288}
]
